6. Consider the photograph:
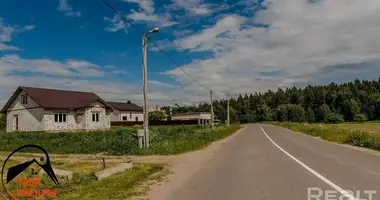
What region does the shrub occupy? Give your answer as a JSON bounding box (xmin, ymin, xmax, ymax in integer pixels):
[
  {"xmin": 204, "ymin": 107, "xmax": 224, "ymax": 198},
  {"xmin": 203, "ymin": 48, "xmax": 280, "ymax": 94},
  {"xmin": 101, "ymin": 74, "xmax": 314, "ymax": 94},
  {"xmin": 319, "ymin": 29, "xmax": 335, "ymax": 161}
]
[
  {"xmin": 0, "ymin": 114, "xmax": 5, "ymax": 130},
  {"xmin": 325, "ymin": 113, "xmax": 344, "ymax": 124},
  {"xmin": 353, "ymin": 114, "xmax": 368, "ymax": 123}
]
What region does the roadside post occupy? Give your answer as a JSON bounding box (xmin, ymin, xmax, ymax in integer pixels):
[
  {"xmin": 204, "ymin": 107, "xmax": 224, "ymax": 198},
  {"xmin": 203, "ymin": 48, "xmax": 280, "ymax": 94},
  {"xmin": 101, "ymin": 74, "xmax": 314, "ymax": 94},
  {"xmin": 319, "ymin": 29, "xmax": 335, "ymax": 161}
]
[{"xmin": 137, "ymin": 129, "xmax": 144, "ymax": 148}]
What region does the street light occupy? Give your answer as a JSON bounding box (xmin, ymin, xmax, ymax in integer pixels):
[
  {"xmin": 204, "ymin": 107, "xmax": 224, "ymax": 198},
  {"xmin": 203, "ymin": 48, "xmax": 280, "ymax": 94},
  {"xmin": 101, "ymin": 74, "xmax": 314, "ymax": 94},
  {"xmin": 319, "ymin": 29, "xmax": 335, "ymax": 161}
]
[{"xmin": 142, "ymin": 28, "xmax": 159, "ymax": 148}]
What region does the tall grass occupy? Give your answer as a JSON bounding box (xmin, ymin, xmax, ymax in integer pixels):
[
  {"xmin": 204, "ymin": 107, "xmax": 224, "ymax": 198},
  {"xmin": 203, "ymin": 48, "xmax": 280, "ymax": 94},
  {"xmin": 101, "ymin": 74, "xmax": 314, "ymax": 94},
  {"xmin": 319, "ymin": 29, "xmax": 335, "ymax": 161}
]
[
  {"xmin": 0, "ymin": 125, "xmax": 241, "ymax": 155},
  {"xmin": 269, "ymin": 122, "xmax": 380, "ymax": 151}
]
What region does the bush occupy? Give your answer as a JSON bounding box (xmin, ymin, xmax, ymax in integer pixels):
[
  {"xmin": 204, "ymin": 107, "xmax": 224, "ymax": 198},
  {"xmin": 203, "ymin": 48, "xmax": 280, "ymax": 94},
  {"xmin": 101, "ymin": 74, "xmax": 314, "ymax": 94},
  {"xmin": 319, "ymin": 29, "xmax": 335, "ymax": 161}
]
[
  {"xmin": 0, "ymin": 114, "xmax": 5, "ymax": 130},
  {"xmin": 354, "ymin": 114, "xmax": 368, "ymax": 123},
  {"xmin": 325, "ymin": 113, "xmax": 344, "ymax": 124}
]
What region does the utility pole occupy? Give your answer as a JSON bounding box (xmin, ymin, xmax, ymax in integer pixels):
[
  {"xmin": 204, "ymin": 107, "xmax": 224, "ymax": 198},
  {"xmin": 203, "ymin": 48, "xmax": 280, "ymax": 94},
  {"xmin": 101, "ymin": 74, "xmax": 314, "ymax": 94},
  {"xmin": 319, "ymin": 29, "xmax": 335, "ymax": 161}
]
[
  {"xmin": 141, "ymin": 28, "xmax": 160, "ymax": 148},
  {"xmin": 210, "ymin": 90, "xmax": 214, "ymax": 129},
  {"xmin": 227, "ymin": 98, "xmax": 230, "ymax": 126},
  {"xmin": 142, "ymin": 33, "xmax": 149, "ymax": 147}
]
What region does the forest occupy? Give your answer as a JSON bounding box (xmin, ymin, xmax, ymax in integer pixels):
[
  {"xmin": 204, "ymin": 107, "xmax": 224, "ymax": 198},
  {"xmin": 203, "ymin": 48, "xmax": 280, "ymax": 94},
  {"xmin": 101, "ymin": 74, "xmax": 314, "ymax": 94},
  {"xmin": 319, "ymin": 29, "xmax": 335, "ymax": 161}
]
[{"xmin": 165, "ymin": 78, "xmax": 380, "ymax": 124}]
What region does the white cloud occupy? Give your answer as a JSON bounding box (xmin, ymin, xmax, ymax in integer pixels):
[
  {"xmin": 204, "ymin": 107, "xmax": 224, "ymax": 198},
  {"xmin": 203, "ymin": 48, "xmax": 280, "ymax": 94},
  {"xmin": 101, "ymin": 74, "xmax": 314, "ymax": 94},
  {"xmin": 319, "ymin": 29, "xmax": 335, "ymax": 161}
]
[
  {"xmin": 124, "ymin": 0, "xmax": 155, "ymax": 14},
  {"xmin": 169, "ymin": 0, "xmax": 214, "ymax": 16},
  {"xmin": 0, "ymin": 43, "xmax": 21, "ymax": 51},
  {"xmin": 148, "ymin": 80, "xmax": 177, "ymax": 88},
  {"xmin": 111, "ymin": 70, "xmax": 128, "ymax": 74},
  {"xmin": 165, "ymin": 0, "xmax": 380, "ymax": 97},
  {"xmin": 105, "ymin": 0, "xmax": 177, "ymax": 33},
  {"xmin": 58, "ymin": 0, "xmax": 82, "ymax": 17},
  {"xmin": 104, "ymin": 14, "xmax": 129, "ymax": 33},
  {"xmin": 0, "ymin": 54, "xmax": 106, "ymax": 77},
  {"xmin": 0, "ymin": 17, "xmax": 35, "ymax": 51}
]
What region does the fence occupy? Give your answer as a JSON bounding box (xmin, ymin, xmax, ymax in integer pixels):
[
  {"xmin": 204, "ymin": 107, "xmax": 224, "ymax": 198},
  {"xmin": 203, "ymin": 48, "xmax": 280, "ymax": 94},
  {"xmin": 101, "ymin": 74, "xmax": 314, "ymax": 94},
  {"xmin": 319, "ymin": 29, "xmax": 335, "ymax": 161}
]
[{"xmin": 111, "ymin": 119, "xmax": 201, "ymax": 126}]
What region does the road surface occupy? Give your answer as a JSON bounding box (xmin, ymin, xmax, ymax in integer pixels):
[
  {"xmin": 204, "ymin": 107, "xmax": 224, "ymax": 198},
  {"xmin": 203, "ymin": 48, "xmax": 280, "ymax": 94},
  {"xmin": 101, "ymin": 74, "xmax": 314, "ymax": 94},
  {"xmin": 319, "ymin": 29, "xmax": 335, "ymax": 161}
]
[{"xmin": 164, "ymin": 124, "xmax": 380, "ymax": 200}]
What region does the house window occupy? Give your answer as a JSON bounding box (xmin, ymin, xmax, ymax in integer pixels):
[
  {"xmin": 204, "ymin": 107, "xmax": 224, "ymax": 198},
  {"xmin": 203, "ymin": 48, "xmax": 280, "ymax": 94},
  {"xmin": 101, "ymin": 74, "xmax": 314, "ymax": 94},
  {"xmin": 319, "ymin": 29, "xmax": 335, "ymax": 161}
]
[
  {"xmin": 92, "ymin": 113, "xmax": 99, "ymax": 122},
  {"xmin": 130, "ymin": 112, "xmax": 132, "ymax": 118},
  {"xmin": 54, "ymin": 113, "xmax": 67, "ymax": 123},
  {"xmin": 135, "ymin": 117, "xmax": 138, "ymax": 122},
  {"xmin": 122, "ymin": 116, "xmax": 127, "ymax": 121},
  {"xmin": 21, "ymin": 94, "xmax": 28, "ymax": 105}
]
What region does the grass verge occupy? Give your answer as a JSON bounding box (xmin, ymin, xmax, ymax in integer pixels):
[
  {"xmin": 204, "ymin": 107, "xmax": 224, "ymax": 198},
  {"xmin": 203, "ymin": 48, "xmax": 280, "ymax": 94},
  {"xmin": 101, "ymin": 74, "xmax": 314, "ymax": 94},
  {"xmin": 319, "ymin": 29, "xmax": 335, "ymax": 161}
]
[
  {"xmin": 267, "ymin": 122, "xmax": 380, "ymax": 151},
  {"xmin": 0, "ymin": 125, "xmax": 241, "ymax": 155},
  {"xmin": 0, "ymin": 161, "xmax": 166, "ymax": 200}
]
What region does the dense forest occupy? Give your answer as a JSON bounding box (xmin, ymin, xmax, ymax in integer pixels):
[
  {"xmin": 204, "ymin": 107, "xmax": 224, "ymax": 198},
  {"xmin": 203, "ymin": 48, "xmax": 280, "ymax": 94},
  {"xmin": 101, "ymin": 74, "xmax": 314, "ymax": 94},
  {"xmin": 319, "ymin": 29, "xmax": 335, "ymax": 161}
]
[{"xmin": 164, "ymin": 78, "xmax": 380, "ymax": 124}]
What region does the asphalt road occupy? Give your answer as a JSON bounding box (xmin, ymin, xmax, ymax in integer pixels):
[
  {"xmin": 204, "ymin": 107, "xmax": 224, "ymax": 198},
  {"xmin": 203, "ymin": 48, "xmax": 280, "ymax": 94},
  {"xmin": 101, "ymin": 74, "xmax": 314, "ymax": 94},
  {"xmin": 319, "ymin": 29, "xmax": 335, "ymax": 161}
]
[{"xmin": 165, "ymin": 124, "xmax": 380, "ymax": 200}]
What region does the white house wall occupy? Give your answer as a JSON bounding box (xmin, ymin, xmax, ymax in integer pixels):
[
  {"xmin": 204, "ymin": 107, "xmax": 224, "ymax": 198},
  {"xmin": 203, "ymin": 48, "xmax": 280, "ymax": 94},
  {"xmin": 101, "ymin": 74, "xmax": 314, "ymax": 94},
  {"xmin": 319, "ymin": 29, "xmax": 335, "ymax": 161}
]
[
  {"xmin": 110, "ymin": 109, "xmax": 120, "ymax": 121},
  {"xmin": 6, "ymin": 91, "xmax": 44, "ymax": 132},
  {"xmin": 43, "ymin": 110, "xmax": 77, "ymax": 131},
  {"xmin": 84, "ymin": 102, "xmax": 111, "ymax": 130},
  {"xmin": 120, "ymin": 111, "xmax": 143, "ymax": 122}
]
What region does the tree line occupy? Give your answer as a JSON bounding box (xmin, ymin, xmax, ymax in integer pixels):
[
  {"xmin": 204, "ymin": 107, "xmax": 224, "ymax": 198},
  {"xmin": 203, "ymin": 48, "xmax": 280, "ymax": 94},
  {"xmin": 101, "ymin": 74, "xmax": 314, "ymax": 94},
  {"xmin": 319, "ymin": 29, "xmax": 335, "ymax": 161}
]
[{"xmin": 164, "ymin": 78, "xmax": 380, "ymax": 124}]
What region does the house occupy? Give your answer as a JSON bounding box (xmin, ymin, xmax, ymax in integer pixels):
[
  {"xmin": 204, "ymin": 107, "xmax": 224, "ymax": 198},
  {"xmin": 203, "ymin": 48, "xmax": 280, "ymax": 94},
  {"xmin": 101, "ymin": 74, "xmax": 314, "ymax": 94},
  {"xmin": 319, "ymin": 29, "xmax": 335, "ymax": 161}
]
[
  {"xmin": 170, "ymin": 112, "xmax": 212, "ymax": 124},
  {"xmin": 107, "ymin": 101, "xmax": 143, "ymax": 122},
  {"xmin": 0, "ymin": 87, "xmax": 113, "ymax": 132}
]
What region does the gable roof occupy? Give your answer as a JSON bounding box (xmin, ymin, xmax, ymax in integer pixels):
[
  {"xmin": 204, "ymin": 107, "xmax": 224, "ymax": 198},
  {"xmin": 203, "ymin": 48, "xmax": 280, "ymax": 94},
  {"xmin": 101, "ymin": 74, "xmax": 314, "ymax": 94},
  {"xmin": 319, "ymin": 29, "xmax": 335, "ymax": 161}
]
[
  {"xmin": 0, "ymin": 86, "xmax": 112, "ymax": 113},
  {"xmin": 106, "ymin": 101, "xmax": 143, "ymax": 112}
]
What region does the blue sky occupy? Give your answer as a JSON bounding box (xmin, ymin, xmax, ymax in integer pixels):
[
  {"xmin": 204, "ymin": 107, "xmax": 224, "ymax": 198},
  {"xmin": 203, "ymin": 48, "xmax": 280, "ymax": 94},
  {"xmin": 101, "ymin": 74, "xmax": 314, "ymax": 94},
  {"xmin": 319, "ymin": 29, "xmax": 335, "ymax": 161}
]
[{"xmin": 1, "ymin": 0, "xmax": 380, "ymax": 107}]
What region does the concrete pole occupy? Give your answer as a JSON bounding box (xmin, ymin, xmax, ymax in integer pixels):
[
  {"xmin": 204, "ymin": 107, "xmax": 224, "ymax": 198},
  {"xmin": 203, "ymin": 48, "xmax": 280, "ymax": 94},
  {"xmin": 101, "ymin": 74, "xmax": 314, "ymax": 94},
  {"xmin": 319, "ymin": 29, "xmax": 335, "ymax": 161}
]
[
  {"xmin": 210, "ymin": 90, "xmax": 214, "ymax": 129},
  {"xmin": 227, "ymin": 98, "xmax": 230, "ymax": 126},
  {"xmin": 142, "ymin": 33, "xmax": 149, "ymax": 147}
]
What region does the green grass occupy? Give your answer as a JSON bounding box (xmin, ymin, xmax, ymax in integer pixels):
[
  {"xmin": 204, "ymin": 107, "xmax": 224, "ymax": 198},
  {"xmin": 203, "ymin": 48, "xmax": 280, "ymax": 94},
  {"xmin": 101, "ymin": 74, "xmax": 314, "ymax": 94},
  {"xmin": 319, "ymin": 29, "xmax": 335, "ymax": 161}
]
[
  {"xmin": 0, "ymin": 162, "xmax": 166, "ymax": 200},
  {"xmin": 59, "ymin": 163, "xmax": 165, "ymax": 200},
  {"xmin": 268, "ymin": 122, "xmax": 380, "ymax": 151},
  {"xmin": 0, "ymin": 125, "xmax": 241, "ymax": 155}
]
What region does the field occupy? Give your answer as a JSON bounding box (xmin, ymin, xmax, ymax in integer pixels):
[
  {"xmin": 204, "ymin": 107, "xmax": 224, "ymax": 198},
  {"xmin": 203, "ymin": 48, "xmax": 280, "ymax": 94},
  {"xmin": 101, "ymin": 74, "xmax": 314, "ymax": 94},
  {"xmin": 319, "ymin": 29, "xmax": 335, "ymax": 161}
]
[
  {"xmin": 269, "ymin": 122, "xmax": 380, "ymax": 151},
  {"xmin": 0, "ymin": 125, "xmax": 241, "ymax": 155},
  {"xmin": 0, "ymin": 159, "xmax": 166, "ymax": 200}
]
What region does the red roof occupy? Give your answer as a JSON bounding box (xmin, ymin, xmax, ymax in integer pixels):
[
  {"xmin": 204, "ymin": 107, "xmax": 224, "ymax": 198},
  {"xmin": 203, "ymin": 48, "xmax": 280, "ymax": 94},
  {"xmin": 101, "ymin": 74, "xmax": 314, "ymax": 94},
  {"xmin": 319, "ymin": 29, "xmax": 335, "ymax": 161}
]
[
  {"xmin": 1, "ymin": 86, "xmax": 112, "ymax": 113},
  {"xmin": 106, "ymin": 101, "xmax": 142, "ymax": 112}
]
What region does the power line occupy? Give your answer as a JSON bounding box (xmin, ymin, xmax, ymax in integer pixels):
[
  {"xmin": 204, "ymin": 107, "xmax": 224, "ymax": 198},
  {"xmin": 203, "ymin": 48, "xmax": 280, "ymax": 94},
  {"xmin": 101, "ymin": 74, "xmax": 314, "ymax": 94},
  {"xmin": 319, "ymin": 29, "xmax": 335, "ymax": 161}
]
[{"xmin": 100, "ymin": 0, "xmax": 214, "ymax": 92}]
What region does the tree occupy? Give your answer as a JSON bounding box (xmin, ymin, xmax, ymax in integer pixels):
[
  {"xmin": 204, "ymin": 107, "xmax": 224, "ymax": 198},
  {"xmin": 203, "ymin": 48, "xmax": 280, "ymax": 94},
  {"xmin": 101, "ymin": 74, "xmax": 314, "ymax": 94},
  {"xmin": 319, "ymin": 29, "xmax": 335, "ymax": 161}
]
[
  {"xmin": 325, "ymin": 113, "xmax": 344, "ymax": 124},
  {"xmin": 318, "ymin": 104, "xmax": 331, "ymax": 122},
  {"xmin": 288, "ymin": 104, "xmax": 307, "ymax": 123},
  {"xmin": 306, "ymin": 107, "xmax": 315, "ymax": 123},
  {"xmin": 354, "ymin": 114, "xmax": 367, "ymax": 123},
  {"xmin": 342, "ymin": 99, "xmax": 360, "ymax": 121},
  {"xmin": 149, "ymin": 111, "xmax": 166, "ymax": 121},
  {"xmin": 276, "ymin": 104, "xmax": 288, "ymax": 122}
]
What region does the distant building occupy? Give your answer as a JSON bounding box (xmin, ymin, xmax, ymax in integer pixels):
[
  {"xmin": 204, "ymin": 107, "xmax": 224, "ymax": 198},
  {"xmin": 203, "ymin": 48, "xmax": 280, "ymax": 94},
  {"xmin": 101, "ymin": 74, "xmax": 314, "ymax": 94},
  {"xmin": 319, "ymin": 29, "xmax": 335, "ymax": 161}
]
[
  {"xmin": 148, "ymin": 105, "xmax": 161, "ymax": 113},
  {"xmin": 107, "ymin": 101, "xmax": 143, "ymax": 122},
  {"xmin": 170, "ymin": 112, "xmax": 212, "ymax": 124},
  {"xmin": 0, "ymin": 87, "xmax": 112, "ymax": 132}
]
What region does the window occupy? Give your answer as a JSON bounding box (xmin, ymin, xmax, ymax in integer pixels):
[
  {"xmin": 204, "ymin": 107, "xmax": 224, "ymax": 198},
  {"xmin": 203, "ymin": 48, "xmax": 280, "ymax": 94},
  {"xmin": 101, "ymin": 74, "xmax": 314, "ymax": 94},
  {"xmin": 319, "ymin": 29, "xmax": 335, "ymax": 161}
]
[
  {"xmin": 54, "ymin": 113, "xmax": 67, "ymax": 123},
  {"xmin": 130, "ymin": 112, "xmax": 132, "ymax": 118},
  {"xmin": 92, "ymin": 113, "xmax": 99, "ymax": 122},
  {"xmin": 21, "ymin": 94, "xmax": 28, "ymax": 105},
  {"xmin": 122, "ymin": 116, "xmax": 127, "ymax": 121},
  {"xmin": 135, "ymin": 117, "xmax": 138, "ymax": 122}
]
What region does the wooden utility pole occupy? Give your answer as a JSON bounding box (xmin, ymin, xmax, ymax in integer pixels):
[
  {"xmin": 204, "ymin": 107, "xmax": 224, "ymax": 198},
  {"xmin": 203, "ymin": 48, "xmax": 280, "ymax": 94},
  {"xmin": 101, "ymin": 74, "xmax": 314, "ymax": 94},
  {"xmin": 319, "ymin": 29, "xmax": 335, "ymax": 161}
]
[
  {"xmin": 227, "ymin": 98, "xmax": 230, "ymax": 126},
  {"xmin": 210, "ymin": 90, "xmax": 214, "ymax": 129}
]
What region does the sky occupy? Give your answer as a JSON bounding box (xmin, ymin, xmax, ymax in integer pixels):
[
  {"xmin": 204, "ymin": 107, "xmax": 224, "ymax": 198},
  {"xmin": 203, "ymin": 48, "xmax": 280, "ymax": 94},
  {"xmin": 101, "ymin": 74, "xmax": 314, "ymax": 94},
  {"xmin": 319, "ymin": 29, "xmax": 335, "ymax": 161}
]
[{"xmin": 1, "ymin": 0, "xmax": 380, "ymax": 108}]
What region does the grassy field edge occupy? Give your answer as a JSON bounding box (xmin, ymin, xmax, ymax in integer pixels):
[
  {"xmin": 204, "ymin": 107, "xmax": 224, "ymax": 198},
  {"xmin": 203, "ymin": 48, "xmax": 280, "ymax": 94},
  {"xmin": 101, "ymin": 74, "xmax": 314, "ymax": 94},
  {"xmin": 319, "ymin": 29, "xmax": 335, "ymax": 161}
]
[{"xmin": 266, "ymin": 122, "xmax": 380, "ymax": 151}]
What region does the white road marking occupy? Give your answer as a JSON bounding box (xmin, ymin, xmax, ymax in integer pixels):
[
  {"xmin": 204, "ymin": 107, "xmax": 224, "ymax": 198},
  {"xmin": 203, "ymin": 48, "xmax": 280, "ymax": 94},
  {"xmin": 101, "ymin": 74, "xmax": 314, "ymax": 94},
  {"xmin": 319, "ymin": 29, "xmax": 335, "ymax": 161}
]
[{"xmin": 258, "ymin": 125, "xmax": 358, "ymax": 200}]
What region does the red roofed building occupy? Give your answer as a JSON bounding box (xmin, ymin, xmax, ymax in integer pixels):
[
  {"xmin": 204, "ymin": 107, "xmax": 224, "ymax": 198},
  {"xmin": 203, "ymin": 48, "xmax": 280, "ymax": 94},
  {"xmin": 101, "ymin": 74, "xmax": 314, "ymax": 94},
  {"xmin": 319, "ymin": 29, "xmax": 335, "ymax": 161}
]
[
  {"xmin": 0, "ymin": 86, "xmax": 113, "ymax": 132},
  {"xmin": 106, "ymin": 101, "xmax": 143, "ymax": 122}
]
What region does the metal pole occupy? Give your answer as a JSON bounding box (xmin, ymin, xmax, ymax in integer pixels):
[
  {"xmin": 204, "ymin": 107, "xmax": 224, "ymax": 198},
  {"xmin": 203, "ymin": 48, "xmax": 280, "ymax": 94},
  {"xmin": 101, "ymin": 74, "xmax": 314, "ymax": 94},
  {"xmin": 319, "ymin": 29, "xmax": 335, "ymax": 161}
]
[
  {"xmin": 142, "ymin": 33, "xmax": 149, "ymax": 147},
  {"xmin": 227, "ymin": 98, "xmax": 230, "ymax": 126},
  {"xmin": 210, "ymin": 90, "xmax": 214, "ymax": 129}
]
